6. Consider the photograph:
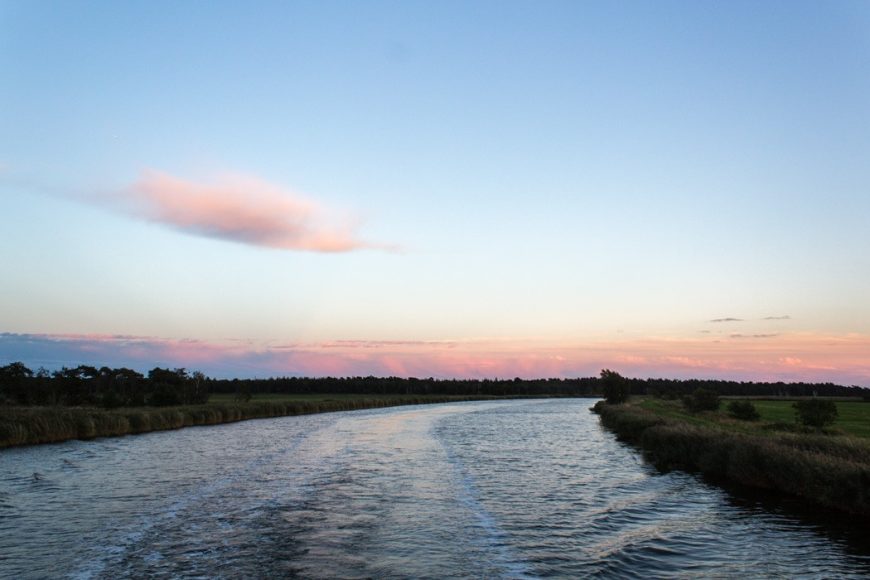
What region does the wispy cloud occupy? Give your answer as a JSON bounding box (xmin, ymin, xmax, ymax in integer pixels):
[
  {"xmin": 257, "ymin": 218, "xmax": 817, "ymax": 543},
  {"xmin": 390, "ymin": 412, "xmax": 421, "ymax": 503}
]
[
  {"xmin": 729, "ymin": 333, "xmax": 779, "ymax": 339},
  {"xmin": 764, "ymin": 315, "xmax": 791, "ymax": 320},
  {"xmin": 108, "ymin": 170, "xmax": 392, "ymax": 252},
  {"xmin": 709, "ymin": 317, "xmax": 743, "ymax": 323}
]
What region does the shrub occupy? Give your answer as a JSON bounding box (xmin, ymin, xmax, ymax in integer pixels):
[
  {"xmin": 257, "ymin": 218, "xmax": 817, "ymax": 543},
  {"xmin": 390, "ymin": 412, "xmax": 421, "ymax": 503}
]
[
  {"xmin": 100, "ymin": 390, "xmax": 125, "ymax": 409},
  {"xmin": 793, "ymin": 399, "xmax": 838, "ymax": 428},
  {"xmin": 682, "ymin": 388, "xmax": 720, "ymax": 413},
  {"xmin": 235, "ymin": 383, "xmax": 253, "ymax": 403},
  {"xmin": 727, "ymin": 400, "xmax": 760, "ymax": 421},
  {"xmin": 148, "ymin": 383, "xmax": 182, "ymax": 407},
  {"xmin": 593, "ymin": 401, "xmax": 664, "ymax": 441},
  {"xmin": 601, "ymin": 369, "xmax": 630, "ymax": 404}
]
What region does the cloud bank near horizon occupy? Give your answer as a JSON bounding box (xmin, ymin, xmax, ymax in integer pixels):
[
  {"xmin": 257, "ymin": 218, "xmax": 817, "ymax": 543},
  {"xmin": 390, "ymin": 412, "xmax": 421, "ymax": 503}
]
[
  {"xmin": 108, "ymin": 170, "xmax": 388, "ymax": 252},
  {"xmin": 2, "ymin": 332, "xmax": 868, "ymax": 386}
]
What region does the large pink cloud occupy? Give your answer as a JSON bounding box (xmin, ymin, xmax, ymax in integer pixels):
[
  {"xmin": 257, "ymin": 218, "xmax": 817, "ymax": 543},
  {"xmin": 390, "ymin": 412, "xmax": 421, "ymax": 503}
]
[
  {"xmin": 116, "ymin": 170, "xmax": 388, "ymax": 252},
  {"xmin": 2, "ymin": 331, "xmax": 869, "ymax": 385}
]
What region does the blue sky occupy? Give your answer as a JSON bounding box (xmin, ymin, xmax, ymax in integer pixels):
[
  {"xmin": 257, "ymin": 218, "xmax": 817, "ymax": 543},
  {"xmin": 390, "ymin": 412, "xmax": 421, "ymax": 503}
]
[{"xmin": 1, "ymin": 1, "xmax": 869, "ymax": 381}]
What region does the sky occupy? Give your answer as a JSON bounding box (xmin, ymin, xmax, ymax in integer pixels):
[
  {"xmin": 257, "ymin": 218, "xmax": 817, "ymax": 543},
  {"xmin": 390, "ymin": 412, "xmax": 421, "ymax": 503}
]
[{"xmin": 1, "ymin": 1, "xmax": 869, "ymax": 383}]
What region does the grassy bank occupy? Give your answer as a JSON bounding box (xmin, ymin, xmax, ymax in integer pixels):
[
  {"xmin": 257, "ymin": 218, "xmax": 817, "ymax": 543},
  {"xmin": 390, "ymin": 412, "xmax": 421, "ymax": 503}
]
[
  {"xmin": 638, "ymin": 398, "xmax": 870, "ymax": 438},
  {"xmin": 0, "ymin": 394, "xmax": 494, "ymax": 449},
  {"xmin": 593, "ymin": 399, "xmax": 870, "ymax": 516}
]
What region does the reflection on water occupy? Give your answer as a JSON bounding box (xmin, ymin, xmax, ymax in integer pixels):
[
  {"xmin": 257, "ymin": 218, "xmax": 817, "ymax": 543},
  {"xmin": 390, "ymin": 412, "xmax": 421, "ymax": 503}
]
[{"xmin": 1, "ymin": 399, "xmax": 869, "ymax": 578}]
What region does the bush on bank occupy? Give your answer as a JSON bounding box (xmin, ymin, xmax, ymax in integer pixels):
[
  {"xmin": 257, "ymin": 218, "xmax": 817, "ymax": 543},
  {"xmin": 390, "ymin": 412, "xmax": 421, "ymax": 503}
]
[
  {"xmin": 793, "ymin": 399, "xmax": 839, "ymax": 428},
  {"xmin": 600, "ymin": 369, "xmax": 630, "ymax": 404},
  {"xmin": 682, "ymin": 388, "xmax": 720, "ymax": 413},
  {"xmin": 727, "ymin": 400, "xmax": 760, "ymax": 421},
  {"xmin": 592, "ymin": 401, "xmax": 870, "ymax": 516}
]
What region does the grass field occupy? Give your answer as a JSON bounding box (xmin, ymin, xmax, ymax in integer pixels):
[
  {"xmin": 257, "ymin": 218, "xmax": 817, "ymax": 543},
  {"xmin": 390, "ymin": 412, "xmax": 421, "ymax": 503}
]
[
  {"xmin": 639, "ymin": 397, "xmax": 870, "ymax": 438},
  {"xmin": 751, "ymin": 399, "xmax": 870, "ymax": 438}
]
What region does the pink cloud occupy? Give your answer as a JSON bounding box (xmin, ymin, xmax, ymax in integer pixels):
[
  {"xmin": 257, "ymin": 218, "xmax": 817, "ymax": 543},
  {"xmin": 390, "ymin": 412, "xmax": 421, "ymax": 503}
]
[{"xmin": 117, "ymin": 170, "xmax": 391, "ymax": 252}]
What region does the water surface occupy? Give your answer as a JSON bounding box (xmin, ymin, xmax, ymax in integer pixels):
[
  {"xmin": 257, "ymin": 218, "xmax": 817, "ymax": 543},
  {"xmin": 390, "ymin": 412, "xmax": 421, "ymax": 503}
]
[{"xmin": 2, "ymin": 399, "xmax": 869, "ymax": 578}]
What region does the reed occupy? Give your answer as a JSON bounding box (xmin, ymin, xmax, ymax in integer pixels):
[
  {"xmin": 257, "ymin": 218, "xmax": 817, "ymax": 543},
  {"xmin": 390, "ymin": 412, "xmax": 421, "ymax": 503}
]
[
  {"xmin": 0, "ymin": 395, "xmax": 493, "ymax": 449},
  {"xmin": 593, "ymin": 401, "xmax": 870, "ymax": 516}
]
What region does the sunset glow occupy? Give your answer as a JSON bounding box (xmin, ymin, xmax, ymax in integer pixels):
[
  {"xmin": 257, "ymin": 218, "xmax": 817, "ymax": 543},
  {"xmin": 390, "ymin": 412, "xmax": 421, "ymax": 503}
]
[{"xmin": 2, "ymin": 331, "xmax": 867, "ymax": 385}]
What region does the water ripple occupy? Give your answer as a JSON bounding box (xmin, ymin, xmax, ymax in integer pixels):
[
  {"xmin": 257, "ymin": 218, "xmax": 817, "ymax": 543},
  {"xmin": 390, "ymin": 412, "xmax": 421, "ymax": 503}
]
[{"xmin": 1, "ymin": 400, "xmax": 869, "ymax": 578}]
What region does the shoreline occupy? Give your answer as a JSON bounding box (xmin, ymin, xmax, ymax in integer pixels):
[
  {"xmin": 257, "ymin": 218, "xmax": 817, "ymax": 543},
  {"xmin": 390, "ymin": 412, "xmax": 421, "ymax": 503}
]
[
  {"xmin": 592, "ymin": 400, "xmax": 870, "ymax": 516},
  {"xmin": 0, "ymin": 395, "xmax": 503, "ymax": 449}
]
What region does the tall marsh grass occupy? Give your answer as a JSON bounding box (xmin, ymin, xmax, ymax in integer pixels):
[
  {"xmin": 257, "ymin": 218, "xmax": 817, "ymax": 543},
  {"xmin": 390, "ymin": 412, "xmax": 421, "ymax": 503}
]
[
  {"xmin": 0, "ymin": 396, "xmax": 491, "ymax": 449},
  {"xmin": 593, "ymin": 401, "xmax": 870, "ymax": 516}
]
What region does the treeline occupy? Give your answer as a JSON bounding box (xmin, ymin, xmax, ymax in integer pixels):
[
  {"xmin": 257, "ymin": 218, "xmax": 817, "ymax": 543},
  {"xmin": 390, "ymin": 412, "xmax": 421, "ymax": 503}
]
[
  {"xmin": 1, "ymin": 361, "xmax": 866, "ymax": 407},
  {"xmin": 207, "ymin": 374, "xmax": 866, "ymax": 398},
  {"xmin": 210, "ymin": 376, "xmax": 601, "ymax": 397},
  {"xmin": 0, "ymin": 363, "xmax": 208, "ymax": 408},
  {"xmin": 632, "ymin": 377, "xmax": 866, "ymax": 399}
]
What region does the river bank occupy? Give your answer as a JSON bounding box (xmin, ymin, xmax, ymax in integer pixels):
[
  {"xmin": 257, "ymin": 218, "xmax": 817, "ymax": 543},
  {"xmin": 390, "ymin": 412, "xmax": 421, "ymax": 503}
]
[
  {"xmin": 592, "ymin": 399, "xmax": 870, "ymax": 516},
  {"xmin": 0, "ymin": 395, "xmax": 496, "ymax": 449}
]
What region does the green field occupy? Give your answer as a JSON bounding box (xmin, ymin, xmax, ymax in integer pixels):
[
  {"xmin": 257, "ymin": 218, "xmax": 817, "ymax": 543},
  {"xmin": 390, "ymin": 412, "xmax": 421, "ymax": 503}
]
[{"xmin": 639, "ymin": 397, "xmax": 870, "ymax": 438}]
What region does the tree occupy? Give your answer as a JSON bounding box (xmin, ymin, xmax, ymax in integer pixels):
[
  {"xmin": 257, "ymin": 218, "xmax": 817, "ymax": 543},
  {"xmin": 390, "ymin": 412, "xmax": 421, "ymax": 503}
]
[
  {"xmin": 32, "ymin": 367, "xmax": 59, "ymax": 406},
  {"xmin": 189, "ymin": 371, "xmax": 210, "ymax": 404},
  {"xmin": 235, "ymin": 381, "xmax": 253, "ymax": 403},
  {"xmin": 683, "ymin": 388, "xmax": 720, "ymax": 413},
  {"xmin": 601, "ymin": 369, "xmax": 629, "ymax": 404},
  {"xmin": 114, "ymin": 367, "xmax": 146, "ymax": 406},
  {"xmin": 793, "ymin": 399, "xmax": 838, "ymax": 428},
  {"xmin": 146, "ymin": 367, "xmax": 210, "ymax": 406},
  {"xmin": 0, "ymin": 361, "xmax": 33, "ymax": 381},
  {"xmin": 148, "ymin": 367, "xmax": 187, "ymax": 386},
  {"xmin": 147, "ymin": 367, "xmax": 187, "ymax": 406},
  {"xmin": 0, "ymin": 362, "xmax": 33, "ymax": 404},
  {"xmin": 52, "ymin": 366, "xmax": 99, "ymax": 406}
]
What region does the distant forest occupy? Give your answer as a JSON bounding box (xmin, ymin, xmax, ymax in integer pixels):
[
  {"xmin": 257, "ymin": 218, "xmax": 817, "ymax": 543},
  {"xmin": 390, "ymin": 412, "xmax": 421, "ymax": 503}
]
[
  {"xmin": 0, "ymin": 361, "xmax": 866, "ymax": 408},
  {"xmin": 211, "ymin": 375, "xmax": 868, "ymax": 399}
]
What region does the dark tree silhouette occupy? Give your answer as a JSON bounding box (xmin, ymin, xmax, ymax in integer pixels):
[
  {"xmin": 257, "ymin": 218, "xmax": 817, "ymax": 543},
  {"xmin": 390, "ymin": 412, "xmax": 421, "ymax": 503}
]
[
  {"xmin": 794, "ymin": 399, "xmax": 838, "ymax": 428},
  {"xmin": 0, "ymin": 362, "xmax": 34, "ymax": 404},
  {"xmin": 601, "ymin": 369, "xmax": 630, "ymax": 404}
]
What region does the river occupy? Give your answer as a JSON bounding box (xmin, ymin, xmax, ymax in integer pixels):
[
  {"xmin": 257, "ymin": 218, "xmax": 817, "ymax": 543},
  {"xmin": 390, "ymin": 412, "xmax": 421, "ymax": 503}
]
[{"xmin": 2, "ymin": 399, "xmax": 869, "ymax": 578}]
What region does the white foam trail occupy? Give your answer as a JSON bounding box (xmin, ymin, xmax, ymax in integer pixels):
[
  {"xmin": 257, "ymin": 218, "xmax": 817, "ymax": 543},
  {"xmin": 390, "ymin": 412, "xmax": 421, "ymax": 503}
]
[
  {"xmin": 66, "ymin": 425, "xmax": 319, "ymax": 579},
  {"xmin": 438, "ymin": 426, "xmax": 539, "ymax": 580}
]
